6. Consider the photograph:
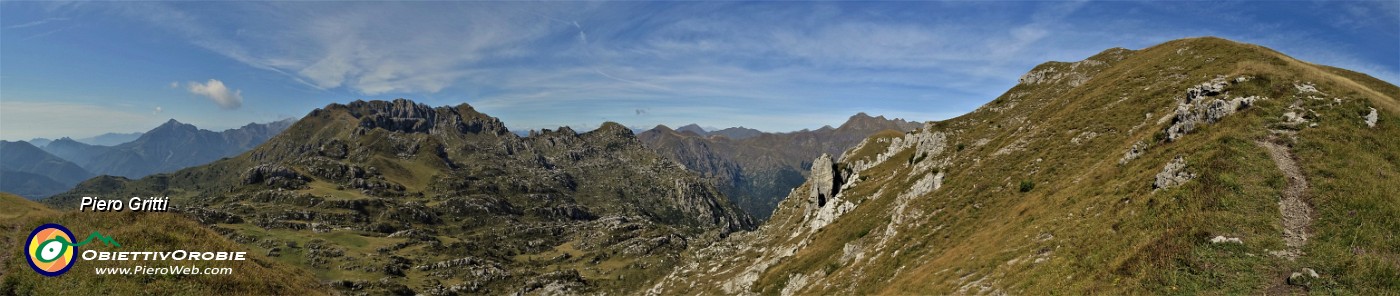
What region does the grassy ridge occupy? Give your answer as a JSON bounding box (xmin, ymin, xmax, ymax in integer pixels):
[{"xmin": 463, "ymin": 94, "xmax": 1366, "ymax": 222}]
[{"xmin": 652, "ymin": 37, "xmax": 1400, "ymax": 295}]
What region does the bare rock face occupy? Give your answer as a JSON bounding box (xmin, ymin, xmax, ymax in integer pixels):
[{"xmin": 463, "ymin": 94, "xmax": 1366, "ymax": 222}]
[
  {"xmin": 800, "ymin": 153, "xmax": 856, "ymax": 231},
  {"xmin": 1153, "ymin": 156, "xmax": 1195, "ymax": 190},
  {"xmin": 1365, "ymin": 107, "xmax": 1379, "ymax": 128},
  {"xmin": 808, "ymin": 153, "xmax": 840, "ymax": 207}
]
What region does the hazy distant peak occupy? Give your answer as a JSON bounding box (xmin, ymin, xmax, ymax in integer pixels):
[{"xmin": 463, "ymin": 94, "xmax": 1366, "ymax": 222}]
[
  {"xmin": 154, "ymin": 118, "xmax": 196, "ymax": 130},
  {"xmin": 677, "ymin": 124, "xmax": 708, "ymax": 135},
  {"xmin": 146, "ymin": 119, "xmax": 200, "ymax": 137}
]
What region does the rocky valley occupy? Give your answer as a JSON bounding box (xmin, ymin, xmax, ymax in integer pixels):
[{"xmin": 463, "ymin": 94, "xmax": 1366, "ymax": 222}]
[{"xmin": 638, "ymin": 114, "xmax": 921, "ymax": 221}]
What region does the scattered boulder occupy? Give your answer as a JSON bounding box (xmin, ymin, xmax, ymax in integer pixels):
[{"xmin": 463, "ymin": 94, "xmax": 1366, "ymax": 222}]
[
  {"xmin": 1282, "ymin": 111, "xmax": 1309, "ymax": 125},
  {"xmin": 1294, "ymin": 82, "xmax": 1321, "ymax": 94},
  {"xmin": 1288, "ymin": 268, "xmax": 1320, "ymax": 286},
  {"xmin": 1153, "ymin": 156, "xmax": 1194, "ymax": 190},
  {"xmin": 1119, "ymin": 141, "xmax": 1147, "ymax": 165},
  {"xmin": 1209, "ymin": 236, "xmax": 1243, "ymax": 244},
  {"xmin": 1070, "ymin": 131, "xmax": 1098, "ymax": 145},
  {"xmin": 1365, "ymin": 107, "xmax": 1378, "ymax": 128}
]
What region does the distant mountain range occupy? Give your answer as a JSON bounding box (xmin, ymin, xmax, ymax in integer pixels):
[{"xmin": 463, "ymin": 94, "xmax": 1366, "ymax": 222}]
[
  {"xmin": 0, "ymin": 141, "xmax": 93, "ymax": 199},
  {"xmin": 29, "ymin": 131, "xmax": 144, "ymax": 147},
  {"xmin": 0, "ymin": 118, "xmax": 293, "ymax": 199},
  {"xmin": 638, "ymin": 113, "xmax": 922, "ymax": 220},
  {"xmin": 39, "ymin": 118, "xmax": 294, "ymax": 179},
  {"xmin": 673, "ymin": 123, "xmax": 765, "ymax": 140}
]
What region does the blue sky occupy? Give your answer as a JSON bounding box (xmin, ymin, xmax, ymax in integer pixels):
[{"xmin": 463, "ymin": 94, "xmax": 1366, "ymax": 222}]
[{"xmin": 2, "ymin": 1, "xmax": 1396, "ymax": 140}]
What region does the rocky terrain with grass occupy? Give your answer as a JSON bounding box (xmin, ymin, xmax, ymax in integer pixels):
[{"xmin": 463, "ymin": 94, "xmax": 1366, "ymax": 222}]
[
  {"xmin": 649, "ymin": 37, "xmax": 1399, "ymax": 295},
  {"xmin": 46, "ymin": 99, "xmax": 752, "ymax": 295}
]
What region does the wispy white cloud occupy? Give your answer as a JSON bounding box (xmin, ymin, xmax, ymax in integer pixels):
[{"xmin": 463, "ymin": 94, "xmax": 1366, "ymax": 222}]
[
  {"xmin": 5, "ymin": 17, "xmax": 67, "ymax": 29},
  {"xmin": 186, "ymin": 79, "xmax": 243, "ymax": 110},
  {"xmin": 109, "ymin": 2, "xmax": 560, "ymax": 95},
  {"xmin": 59, "ymin": 1, "xmax": 1395, "ymax": 132}
]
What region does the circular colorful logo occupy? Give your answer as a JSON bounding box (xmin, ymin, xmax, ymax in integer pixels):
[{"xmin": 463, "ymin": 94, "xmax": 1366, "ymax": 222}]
[{"xmin": 26, "ymin": 223, "xmax": 76, "ymax": 276}]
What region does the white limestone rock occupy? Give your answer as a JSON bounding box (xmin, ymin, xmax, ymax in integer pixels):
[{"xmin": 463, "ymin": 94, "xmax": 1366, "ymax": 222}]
[
  {"xmin": 1153, "ymin": 156, "xmax": 1195, "ymax": 190},
  {"xmin": 1365, "ymin": 107, "xmax": 1378, "ymax": 128},
  {"xmin": 1210, "ymin": 236, "xmax": 1243, "ymax": 244},
  {"xmin": 1119, "ymin": 141, "xmax": 1147, "ymax": 165}
]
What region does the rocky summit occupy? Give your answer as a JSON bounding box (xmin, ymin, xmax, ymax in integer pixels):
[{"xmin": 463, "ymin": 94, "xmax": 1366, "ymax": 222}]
[{"xmin": 51, "ymin": 98, "xmax": 752, "ymax": 295}]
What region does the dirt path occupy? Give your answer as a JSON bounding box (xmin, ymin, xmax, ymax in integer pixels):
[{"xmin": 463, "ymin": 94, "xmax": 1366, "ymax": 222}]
[{"xmin": 1255, "ymin": 137, "xmax": 1311, "ymax": 261}]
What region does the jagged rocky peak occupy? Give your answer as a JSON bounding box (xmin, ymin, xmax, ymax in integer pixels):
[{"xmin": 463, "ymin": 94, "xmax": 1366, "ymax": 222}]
[
  {"xmin": 317, "ymin": 98, "xmax": 510, "ymax": 136},
  {"xmin": 838, "ymin": 112, "xmax": 917, "ymax": 131}
]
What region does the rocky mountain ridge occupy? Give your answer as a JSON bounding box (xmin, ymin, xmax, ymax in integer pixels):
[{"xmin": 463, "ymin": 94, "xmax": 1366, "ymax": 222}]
[{"xmin": 50, "ymin": 98, "xmax": 752, "ymax": 295}]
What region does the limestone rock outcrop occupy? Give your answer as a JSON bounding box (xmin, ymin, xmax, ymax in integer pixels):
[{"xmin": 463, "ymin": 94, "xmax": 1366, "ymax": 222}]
[
  {"xmin": 241, "ymin": 164, "xmax": 309, "ymax": 189},
  {"xmin": 1153, "ymin": 156, "xmax": 1194, "ymax": 190},
  {"xmin": 1165, "ymin": 77, "xmax": 1260, "ymax": 141},
  {"xmin": 1119, "ymin": 141, "xmax": 1147, "ymax": 165}
]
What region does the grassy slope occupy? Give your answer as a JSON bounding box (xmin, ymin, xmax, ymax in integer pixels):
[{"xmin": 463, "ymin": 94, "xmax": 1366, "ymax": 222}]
[
  {"xmin": 654, "ymin": 37, "xmax": 1399, "ymax": 295},
  {"xmin": 0, "ymin": 193, "xmax": 327, "ymax": 295}
]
